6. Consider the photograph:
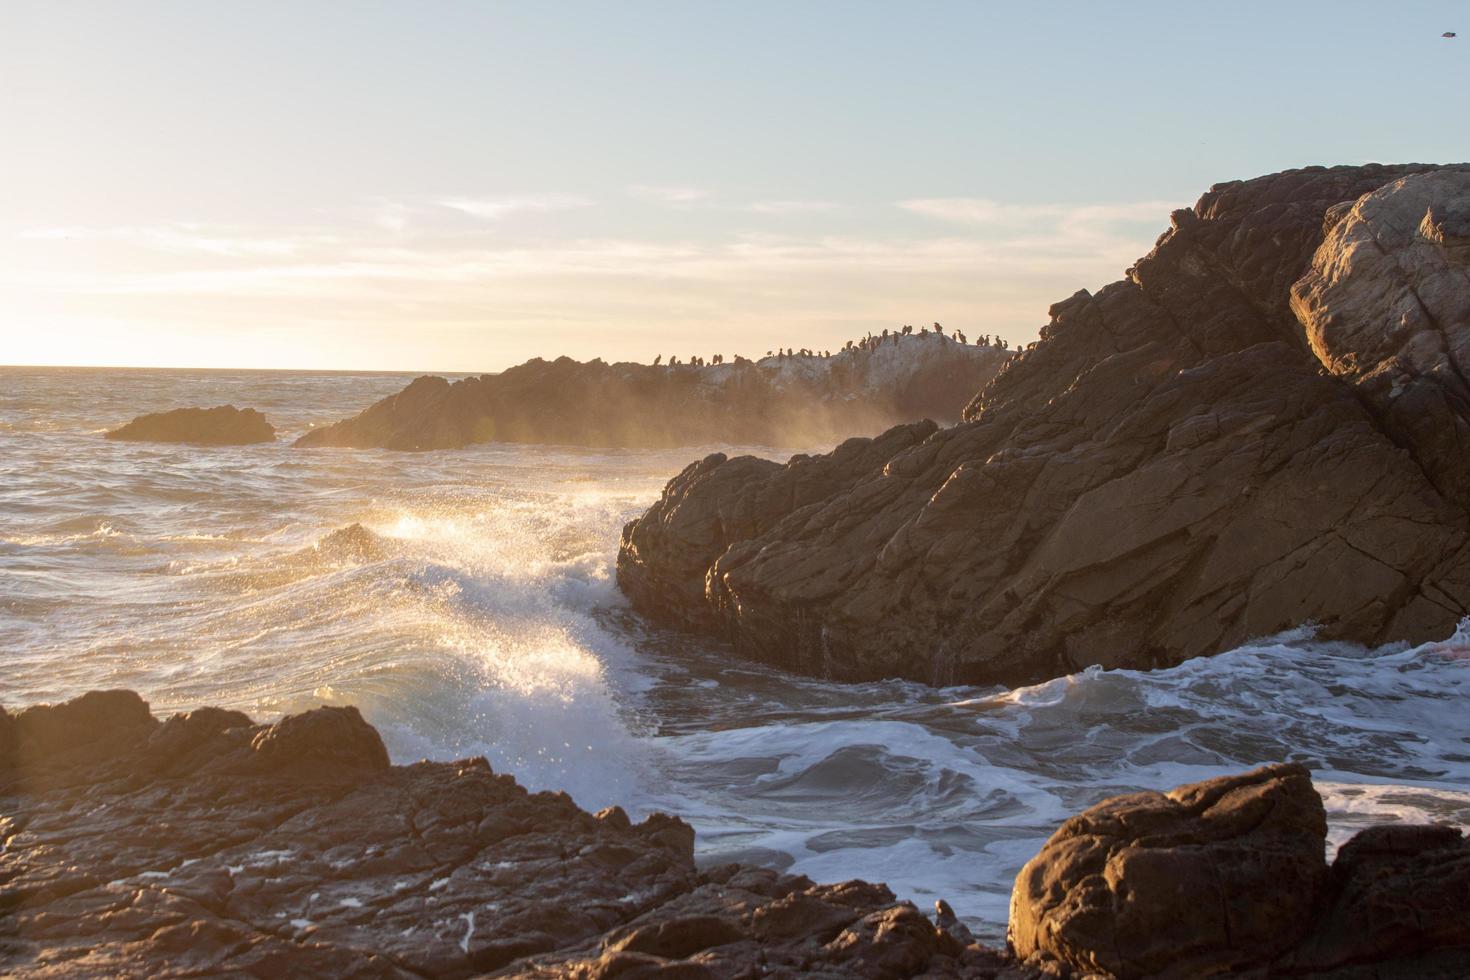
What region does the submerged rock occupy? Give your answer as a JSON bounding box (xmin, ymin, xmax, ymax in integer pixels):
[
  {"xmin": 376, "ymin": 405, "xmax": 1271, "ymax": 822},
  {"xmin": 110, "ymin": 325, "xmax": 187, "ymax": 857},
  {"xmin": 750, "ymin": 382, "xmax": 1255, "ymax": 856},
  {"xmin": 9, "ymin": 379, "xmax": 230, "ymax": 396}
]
[
  {"xmin": 618, "ymin": 163, "xmax": 1470, "ymax": 687},
  {"xmin": 105, "ymin": 405, "xmax": 276, "ymax": 445},
  {"xmin": 293, "ymin": 338, "xmax": 1008, "ymax": 451},
  {"xmin": 1010, "ymin": 764, "xmax": 1470, "ymax": 979}
]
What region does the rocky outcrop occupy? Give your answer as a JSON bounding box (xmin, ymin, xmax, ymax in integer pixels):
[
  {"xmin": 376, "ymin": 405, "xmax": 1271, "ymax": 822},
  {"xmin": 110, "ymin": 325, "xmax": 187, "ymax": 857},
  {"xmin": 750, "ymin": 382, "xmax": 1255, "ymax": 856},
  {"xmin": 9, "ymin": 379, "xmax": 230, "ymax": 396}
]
[
  {"xmin": 618, "ymin": 164, "xmax": 1470, "ymax": 686},
  {"xmin": 5, "ymin": 693, "xmax": 1464, "ymax": 978},
  {"xmin": 0, "ymin": 690, "xmax": 1016, "ymax": 978},
  {"xmin": 105, "ymin": 405, "xmax": 276, "ymax": 445},
  {"xmin": 1009, "ymin": 763, "xmax": 1470, "ymax": 979},
  {"xmin": 294, "ymin": 337, "xmax": 1007, "ymax": 450}
]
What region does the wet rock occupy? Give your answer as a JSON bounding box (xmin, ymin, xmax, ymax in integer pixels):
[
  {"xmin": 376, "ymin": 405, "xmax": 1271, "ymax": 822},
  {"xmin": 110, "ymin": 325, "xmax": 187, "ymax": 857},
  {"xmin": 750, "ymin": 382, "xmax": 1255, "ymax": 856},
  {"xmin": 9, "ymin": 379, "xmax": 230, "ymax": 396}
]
[
  {"xmin": 247, "ymin": 704, "xmax": 391, "ymax": 778},
  {"xmin": 310, "ymin": 522, "xmax": 393, "ymax": 563},
  {"xmin": 618, "ymin": 163, "xmax": 1470, "ymax": 687},
  {"xmin": 0, "ymin": 690, "xmax": 1019, "ymax": 979},
  {"xmin": 293, "ymin": 341, "xmax": 1007, "ymax": 451},
  {"xmin": 4, "ymin": 689, "xmax": 156, "ymax": 763},
  {"xmin": 105, "ymin": 405, "xmax": 276, "ymax": 445}
]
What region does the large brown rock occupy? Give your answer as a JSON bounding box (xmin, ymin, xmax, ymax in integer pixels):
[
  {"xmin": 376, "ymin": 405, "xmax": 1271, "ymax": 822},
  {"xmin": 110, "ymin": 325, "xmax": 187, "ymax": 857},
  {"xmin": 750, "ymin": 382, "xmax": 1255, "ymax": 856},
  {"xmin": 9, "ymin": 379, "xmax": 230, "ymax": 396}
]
[
  {"xmin": 294, "ymin": 339, "xmax": 1007, "ymax": 451},
  {"xmin": 1009, "ymin": 763, "xmax": 1327, "ymax": 977},
  {"xmin": 0, "ymin": 690, "xmax": 1014, "ymax": 979},
  {"xmin": 105, "ymin": 405, "xmax": 276, "ymax": 445},
  {"xmin": 1009, "ymin": 765, "xmax": 1470, "ymax": 979},
  {"xmin": 618, "ymin": 164, "xmax": 1470, "ymax": 686}
]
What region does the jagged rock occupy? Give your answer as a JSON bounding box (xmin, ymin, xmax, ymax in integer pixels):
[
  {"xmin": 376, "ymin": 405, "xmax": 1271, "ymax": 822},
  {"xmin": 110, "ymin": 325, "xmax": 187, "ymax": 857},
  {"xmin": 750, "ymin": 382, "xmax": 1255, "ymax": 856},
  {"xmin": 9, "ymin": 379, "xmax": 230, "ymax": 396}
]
[
  {"xmin": 618, "ymin": 163, "xmax": 1470, "ymax": 687},
  {"xmin": 104, "ymin": 405, "xmax": 276, "ymax": 445},
  {"xmin": 0, "ymin": 690, "xmax": 1022, "ymax": 979},
  {"xmin": 294, "ymin": 339, "xmax": 1007, "ymax": 451},
  {"xmin": 1009, "ymin": 764, "xmax": 1470, "ymax": 979}
]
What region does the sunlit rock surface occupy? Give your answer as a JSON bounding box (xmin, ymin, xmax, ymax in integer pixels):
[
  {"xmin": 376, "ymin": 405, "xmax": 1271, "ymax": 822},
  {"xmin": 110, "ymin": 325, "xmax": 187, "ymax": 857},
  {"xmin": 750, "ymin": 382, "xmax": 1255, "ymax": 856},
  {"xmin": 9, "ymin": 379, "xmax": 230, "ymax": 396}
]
[
  {"xmin": 618, "ymin": 163, "xmax": 1470, "ymax": 687},
  {"xmin": 293, "ymin": 337, "xmax": 1008, "ymax": 450},
  {"xmin": 105, "ymin": 405, "xmax": 276, "ymax": 445}
]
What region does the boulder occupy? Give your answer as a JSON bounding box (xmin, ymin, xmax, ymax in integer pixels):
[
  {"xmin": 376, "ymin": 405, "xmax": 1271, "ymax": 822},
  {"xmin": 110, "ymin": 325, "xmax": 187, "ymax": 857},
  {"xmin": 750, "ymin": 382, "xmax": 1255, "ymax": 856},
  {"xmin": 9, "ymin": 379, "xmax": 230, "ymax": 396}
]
[
  {"xmin": 294, "ymin": 340, "xmax": 1007, "ymax": 451},
  {"xmin": 618, "ymin": 164, "xmax": 1470, "ymax": 687},
  {"xmin": 1009, "ymin": 763, "xmax": 1326, "ymax": 977},
  {"xmin": 1009, "ymin": 765, "xmax": 1470, "ymax": 979},
  {"xmin": 105, "ymin": 405, "xmax": 276, "ymax": 445}
]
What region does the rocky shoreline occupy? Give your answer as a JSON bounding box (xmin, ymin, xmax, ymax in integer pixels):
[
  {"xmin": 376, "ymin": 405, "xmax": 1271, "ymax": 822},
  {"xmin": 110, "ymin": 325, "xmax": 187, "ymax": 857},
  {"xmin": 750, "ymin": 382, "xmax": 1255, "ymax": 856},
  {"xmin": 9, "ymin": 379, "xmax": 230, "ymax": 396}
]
[
  {"xmin": 293, "ymin": 338, "xmax": 1007, "ymax": 451},
  {"xmin": 618, "ymin": 163, "xmax": 1470, "ymax": 687},
  {"xmin": 3, "ymin": 690, "xmax": 1466, "ymax": 978}
]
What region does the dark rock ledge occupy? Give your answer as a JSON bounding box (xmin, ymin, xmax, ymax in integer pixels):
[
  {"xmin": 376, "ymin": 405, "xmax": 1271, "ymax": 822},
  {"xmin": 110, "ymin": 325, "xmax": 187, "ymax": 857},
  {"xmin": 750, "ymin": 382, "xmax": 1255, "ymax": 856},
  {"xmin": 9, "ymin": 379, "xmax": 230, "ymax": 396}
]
[{"xmin": 3, "ymin": 691, "xmax": 1466, "ymax": 978}]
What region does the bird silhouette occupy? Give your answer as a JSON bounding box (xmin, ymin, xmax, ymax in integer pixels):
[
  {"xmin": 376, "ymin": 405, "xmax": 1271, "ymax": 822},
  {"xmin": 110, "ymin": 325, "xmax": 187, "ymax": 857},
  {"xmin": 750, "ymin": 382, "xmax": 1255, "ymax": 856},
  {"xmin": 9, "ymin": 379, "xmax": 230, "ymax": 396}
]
[{"xmin": 1444, "ymin": 31, "xmax": 1457, "ymax": 38}]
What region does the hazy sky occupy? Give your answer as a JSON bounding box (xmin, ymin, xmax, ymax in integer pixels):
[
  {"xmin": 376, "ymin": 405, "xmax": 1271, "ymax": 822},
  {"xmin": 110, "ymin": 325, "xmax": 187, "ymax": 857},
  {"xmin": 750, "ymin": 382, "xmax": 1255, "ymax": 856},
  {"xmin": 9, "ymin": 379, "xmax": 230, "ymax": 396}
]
[{"xmin": 4, "ymin": 1, "xmax": 1466, "ymax": 371}]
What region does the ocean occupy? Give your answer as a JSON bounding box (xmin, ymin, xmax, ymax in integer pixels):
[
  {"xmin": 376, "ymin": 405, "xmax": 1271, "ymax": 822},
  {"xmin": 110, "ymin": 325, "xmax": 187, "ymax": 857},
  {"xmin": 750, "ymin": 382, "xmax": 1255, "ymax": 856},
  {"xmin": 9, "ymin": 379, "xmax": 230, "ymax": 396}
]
[{"xmin": 2, "ymin": 366, "xmax": 1467, "ymax": 943}]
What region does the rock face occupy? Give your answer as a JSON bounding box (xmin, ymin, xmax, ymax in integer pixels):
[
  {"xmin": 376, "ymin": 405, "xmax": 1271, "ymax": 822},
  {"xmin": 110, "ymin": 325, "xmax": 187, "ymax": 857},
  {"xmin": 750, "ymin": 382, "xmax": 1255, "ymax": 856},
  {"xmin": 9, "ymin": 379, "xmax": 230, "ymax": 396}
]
[
  {"xmin": 105, "ymin": 405, "xmax": 276, "ymax": 445},
  {"xmin": 618, "ymin": 164, "xmax": 1470, "ymax": 686},
  {"xmin": 294, "ymin": 337, "xmax": 1008, "ymax": 450},
  {"xmin": 0, "ymin": 690, "xmax": 1016, "ymax": 979},
  {"xmin": 1009, "ymin": 763, "xmax": 1470, "ymax": 979}
]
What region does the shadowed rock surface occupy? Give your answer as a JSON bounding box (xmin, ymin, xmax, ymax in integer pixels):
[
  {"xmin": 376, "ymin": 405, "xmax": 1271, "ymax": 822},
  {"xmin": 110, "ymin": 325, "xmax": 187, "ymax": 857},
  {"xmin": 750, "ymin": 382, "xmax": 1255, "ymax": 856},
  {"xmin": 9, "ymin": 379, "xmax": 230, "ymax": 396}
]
[
  {"xmin": 1009, "ymin": 763, "xmax": 1470, "ymax": 979},
  {"xmin": 4, "ymin": 693, "xmax": 1464, "ymax": 977},
  {"xmin": 105, "ymin": 405, "xmax": 276, "ymax": 445},
  {"xmin": 0, "ymin": 690, "xmax": 1020, "ymax": 978},
  {"xmin": 294, "ymin": 338, "xmax": 1008, "ymax": 451},
  {"xmin": 618, "ymin": 164, "xmax": 1470, "ymax": 686}
]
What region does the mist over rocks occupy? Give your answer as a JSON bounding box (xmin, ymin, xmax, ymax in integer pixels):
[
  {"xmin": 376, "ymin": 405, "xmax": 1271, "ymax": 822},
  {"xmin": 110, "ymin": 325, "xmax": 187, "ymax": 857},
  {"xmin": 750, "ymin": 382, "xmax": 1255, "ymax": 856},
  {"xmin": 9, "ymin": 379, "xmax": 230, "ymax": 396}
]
[
  {"xmin": 293, "ymin": 337, "xmax": 1008, "ymax": 451},
  {"xmin": 618, "ymin": 163, "xmax": 1470, "ymax": 687},
  {"xmin": 104, "ymin": 404, "xmax": 276, "ymax": 445},
  {"xmin": 4, "ymin": 691, "xmax": 1464, "ymax": 977}
]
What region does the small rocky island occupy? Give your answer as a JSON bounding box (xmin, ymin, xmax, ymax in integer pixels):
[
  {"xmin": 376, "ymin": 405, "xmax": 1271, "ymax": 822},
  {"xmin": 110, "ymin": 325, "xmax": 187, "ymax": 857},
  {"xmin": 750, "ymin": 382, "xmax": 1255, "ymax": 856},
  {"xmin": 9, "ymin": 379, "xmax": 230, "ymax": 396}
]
[
  {"xmin": 3, "ymin": 690, "xmax": 1465, "ymax": 978},
  {"xmin": 294, "ymin": 336, "xmax": 1008, "ymax": 451},
  {"xmin": 105, "ymin": 405, "xmax": 276, "ymax": 445},
  {"xmin": 618, "ymin": 163, "xmax": 1470, "ymax": 687}
]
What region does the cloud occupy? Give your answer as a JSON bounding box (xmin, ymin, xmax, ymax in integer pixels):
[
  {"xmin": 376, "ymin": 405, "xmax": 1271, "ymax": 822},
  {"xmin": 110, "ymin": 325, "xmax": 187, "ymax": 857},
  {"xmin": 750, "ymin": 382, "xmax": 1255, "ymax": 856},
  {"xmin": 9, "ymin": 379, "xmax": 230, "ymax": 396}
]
[
  {"xmin": 18, "ymin": 224, "xmax": 327, "ymax": 257},
  {"xmin": 745, "ymin": 200, "xmax": 841, "ymax": 215},
  {"xmin": 627, "ymin": 184, "xmax": 709, "ymax": 205},
  {"xmin": 897, "ymin": 197, "xmax": 1177, "ymax": 229},
  {"xmin": 437, "ymin": 193, "xmax": 592, "ymax": 221}
]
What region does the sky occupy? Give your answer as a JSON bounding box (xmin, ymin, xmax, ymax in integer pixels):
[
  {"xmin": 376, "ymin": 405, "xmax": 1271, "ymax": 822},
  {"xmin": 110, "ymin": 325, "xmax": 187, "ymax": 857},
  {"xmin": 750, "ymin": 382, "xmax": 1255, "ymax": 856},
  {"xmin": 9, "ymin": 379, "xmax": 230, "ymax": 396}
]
[{"xmin": 3, "ymin": 1, "xmax": 1467, "ymax": 372}]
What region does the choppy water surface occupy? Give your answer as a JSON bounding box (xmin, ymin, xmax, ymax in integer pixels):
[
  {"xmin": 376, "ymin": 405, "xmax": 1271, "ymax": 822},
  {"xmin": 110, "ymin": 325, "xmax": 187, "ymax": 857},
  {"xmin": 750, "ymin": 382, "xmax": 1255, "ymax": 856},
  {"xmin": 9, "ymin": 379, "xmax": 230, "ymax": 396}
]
[{"xmin": 3, "ymin": 366, "xmax": 1467, "ymax": 943}]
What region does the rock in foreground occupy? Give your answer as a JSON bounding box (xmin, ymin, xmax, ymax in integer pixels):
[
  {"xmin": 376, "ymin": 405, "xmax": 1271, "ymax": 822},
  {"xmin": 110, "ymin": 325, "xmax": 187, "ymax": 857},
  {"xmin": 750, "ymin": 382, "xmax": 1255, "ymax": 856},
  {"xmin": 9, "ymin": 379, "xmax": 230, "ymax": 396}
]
[
  {"xmin": 1010, "ymin": 763, "xmax": 1470, "ymax": 978},
  {"xmin": 618, "ymin": 163, "xmax": 1470, "ymax": 687},
  {"xmin": 0, "ymin": 690, "xmax": 1014, "ymax": 978},
  {"xmin": 4, "ymin": 692, "xmax": 1465, "ymax": 978},
  {"xmin": 294, "ymin": 337, "xmax": 1007, "ymax": 451},
  {"xmin": 105, "ymin": 405, "xmax": 276, "ymax": 445}
]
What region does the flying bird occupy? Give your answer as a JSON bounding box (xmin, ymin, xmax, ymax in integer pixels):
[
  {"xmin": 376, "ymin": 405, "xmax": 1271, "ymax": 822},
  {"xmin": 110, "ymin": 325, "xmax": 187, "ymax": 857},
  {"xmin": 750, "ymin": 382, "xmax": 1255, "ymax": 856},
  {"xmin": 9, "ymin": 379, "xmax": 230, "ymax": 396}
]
[{"xmin": 1445, "ymin": 31, "xmax": 1458, "ymax": 37}]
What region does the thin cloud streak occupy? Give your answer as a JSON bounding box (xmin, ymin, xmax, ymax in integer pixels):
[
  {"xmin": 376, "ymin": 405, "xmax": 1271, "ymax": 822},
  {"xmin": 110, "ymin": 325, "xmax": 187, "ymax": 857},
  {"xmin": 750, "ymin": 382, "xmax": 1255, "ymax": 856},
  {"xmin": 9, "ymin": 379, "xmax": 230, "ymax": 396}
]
[
  {"xmin": 627, "ymin": 184, "xmax": 710, "ymax": 205},
  {"xmin": 438, "ymin": 193, "xmax": 593, "ymax": 220}
]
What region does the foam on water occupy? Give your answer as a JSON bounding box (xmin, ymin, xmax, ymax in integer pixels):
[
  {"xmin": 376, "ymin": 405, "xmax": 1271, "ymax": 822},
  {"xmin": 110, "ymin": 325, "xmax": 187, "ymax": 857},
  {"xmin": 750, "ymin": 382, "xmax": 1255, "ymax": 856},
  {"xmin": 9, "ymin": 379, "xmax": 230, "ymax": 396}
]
[{"xmin": 2, "ymin": 366, "xmax": 1467, "ymax": 945}]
